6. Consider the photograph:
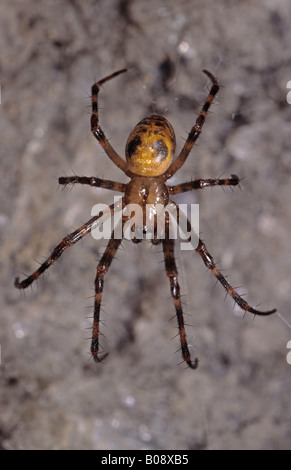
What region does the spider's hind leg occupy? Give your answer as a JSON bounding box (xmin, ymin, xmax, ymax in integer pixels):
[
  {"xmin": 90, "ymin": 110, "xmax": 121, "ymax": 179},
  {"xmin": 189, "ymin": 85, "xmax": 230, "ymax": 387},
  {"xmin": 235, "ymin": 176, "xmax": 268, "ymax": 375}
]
[
  {"xmin": 162, "ymin": 69, "xmax": 219, "ymax": 181},
  {"xmin": 91, "ymin": 69, "xmax": 133, "ymax": 177}
]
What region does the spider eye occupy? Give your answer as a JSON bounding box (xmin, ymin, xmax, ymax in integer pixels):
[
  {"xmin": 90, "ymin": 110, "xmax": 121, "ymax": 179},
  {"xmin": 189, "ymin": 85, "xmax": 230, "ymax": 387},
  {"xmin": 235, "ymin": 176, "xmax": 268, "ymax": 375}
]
[{"xmin": 125, "ymin": 115, "xmax": 176, "ymax": 176}]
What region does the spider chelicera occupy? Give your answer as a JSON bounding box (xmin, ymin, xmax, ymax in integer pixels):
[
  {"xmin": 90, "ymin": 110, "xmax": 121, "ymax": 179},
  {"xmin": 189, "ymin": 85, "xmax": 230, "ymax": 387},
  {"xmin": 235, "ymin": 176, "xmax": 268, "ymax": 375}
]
[{"xmin": 15, "ymin": 69, "xmax": 276, "ymax": 369}]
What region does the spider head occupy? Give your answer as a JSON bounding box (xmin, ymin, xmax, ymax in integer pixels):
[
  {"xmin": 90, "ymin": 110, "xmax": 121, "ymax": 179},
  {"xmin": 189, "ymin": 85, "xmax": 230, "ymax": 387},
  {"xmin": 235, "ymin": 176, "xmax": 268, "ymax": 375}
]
[{"xmin": 125, "ymin": 115, "xmax": 176, "ymax": 176}]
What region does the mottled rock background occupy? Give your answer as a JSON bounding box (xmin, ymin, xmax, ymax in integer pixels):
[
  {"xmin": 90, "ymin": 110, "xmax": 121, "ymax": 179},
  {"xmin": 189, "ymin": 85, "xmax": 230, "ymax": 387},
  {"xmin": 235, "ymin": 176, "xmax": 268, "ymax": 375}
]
[{"xmin": 1, "ymin": 0, "xmax": 291, "ymax": 450}]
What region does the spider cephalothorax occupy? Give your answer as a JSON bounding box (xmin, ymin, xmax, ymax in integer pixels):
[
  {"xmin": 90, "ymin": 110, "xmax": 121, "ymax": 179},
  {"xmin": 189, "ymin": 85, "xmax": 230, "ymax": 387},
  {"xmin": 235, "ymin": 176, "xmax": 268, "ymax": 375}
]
[{"xmin": 15, "ymin": 69, "xmax": 276, "ymax": 369}]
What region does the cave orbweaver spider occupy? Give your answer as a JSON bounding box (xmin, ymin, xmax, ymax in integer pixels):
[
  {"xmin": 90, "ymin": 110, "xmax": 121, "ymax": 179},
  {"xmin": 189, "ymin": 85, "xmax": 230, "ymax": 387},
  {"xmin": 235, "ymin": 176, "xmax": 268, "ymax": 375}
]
[{"xmin": 15, "ymin": 68, "xmax": 276, "ymax": 369}]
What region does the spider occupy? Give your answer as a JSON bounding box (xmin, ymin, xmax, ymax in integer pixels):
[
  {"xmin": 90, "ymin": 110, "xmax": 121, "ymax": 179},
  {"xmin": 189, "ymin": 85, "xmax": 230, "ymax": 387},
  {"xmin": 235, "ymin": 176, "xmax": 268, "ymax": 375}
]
[{"xmin": 15, "ymin": 68, "xmax": 276, "ymax": 369}]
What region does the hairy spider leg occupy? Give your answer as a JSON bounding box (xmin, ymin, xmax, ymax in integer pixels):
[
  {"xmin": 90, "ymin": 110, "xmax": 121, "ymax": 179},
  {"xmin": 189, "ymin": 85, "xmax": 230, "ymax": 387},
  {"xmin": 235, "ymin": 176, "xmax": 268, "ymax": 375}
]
[
  {"xmin": 162, "ymin": 70, "xmax": 219, "ymax": 181},
  {"xmin": 168, "ymin": 174, "xmax": 240, "ymax": 195},
  {"xmin": 59, "ymin": 175, "xmax": 126, "ymax": 192},
  {"xmin": 162, "ymin": 214, "xmax": 198, "ymax": 369},
  {"xmin": 91, "ymin": 69, "xmax": 134, "ymax": 177},
  {"xmin": 171, "ymin": 200, "xmax": 276, "ymax": 316},
  {"xmin": 91, "ymin": 220, "xmax": 127, "ymax": 362},
  {"xmin": 195, "ymin": 238, "xmax": 277, "ymax": 316},
  {"xmin": 15, "ymin": 204, "xmax": 116, "ymax": 290}
]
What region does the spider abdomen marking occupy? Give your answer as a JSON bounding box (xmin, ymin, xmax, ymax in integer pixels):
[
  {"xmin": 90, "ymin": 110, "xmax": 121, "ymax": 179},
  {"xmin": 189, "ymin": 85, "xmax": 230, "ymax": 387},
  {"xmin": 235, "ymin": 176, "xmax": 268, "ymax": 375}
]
[{"xmin": 125, "ymin": 115, "xmax": 176, "ymax": 176}]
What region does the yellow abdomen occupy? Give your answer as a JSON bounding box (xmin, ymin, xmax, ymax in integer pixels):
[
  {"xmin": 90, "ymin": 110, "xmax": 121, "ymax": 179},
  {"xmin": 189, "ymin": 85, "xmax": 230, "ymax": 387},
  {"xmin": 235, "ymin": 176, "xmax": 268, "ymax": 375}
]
[{"xmin": 125, "ymin": 115, "xmax": 176, "ymax": 176}]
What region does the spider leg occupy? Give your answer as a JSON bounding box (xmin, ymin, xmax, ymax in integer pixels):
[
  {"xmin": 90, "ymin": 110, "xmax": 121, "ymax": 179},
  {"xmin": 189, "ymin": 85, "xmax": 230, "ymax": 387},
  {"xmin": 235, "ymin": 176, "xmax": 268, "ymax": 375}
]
[
  {"xmin": 162, "ymin": 70, "xmax": 219, "ymax": 181},
  {"xmin": 170, "ymin": 199, "xmax": 276, "ymax": 316},
  {"xmin": 91, "ymin": 69, "xmax": 134, "ymax": 178},
  {"xmin": 15, "ymin": 203, "xmax": 115, "ymax": 290},
  {"xmin": 91, "ymin": 227, "xmax": 124, "ymax": 362},
  {"xmin": 195, "ymin": 239, "xmax": 276, "ymax": 316},
  {"xmin": 59, "ymin": 175, "xmax": 126, "ymax": 192},
  {"xmin": 163, "ymin": 216, "xmax": 198, "ymax": 369},
  {"xmin": 168, "ymin": 175, "xmax": 240, "ymax": 195}
]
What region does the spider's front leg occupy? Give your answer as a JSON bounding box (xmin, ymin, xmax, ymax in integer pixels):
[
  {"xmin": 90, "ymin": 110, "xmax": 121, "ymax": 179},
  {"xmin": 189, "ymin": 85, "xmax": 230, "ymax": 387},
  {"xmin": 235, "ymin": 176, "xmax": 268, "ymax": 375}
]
[
  {"xmin": 91, "ymin": 233, "xmax": 123, "ymax": 362},
  {"xmin": 91, "ymin": 212, "xmax": 129, "ymax": 362},
  {"xmin": 163, "ymin": 221, "xmax": 198, "ymax": 369}
]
